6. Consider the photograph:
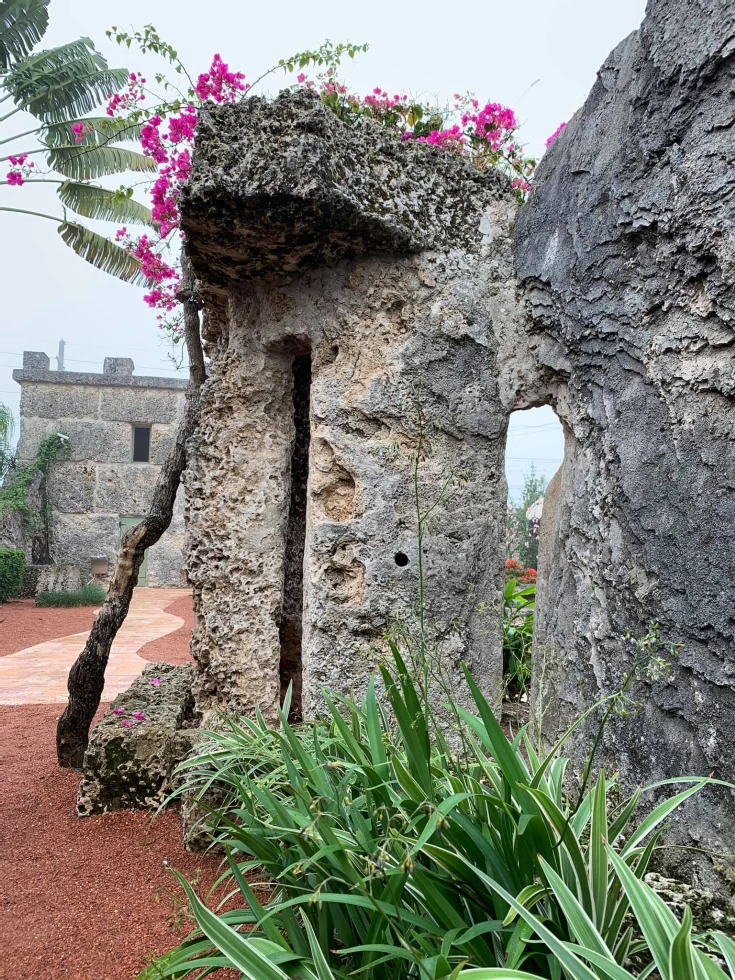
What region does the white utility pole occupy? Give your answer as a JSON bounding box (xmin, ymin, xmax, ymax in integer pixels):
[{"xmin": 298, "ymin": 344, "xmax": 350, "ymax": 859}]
[{"xmin": 56, "ymin": 338, "xmax": 65, "ymax": 372}]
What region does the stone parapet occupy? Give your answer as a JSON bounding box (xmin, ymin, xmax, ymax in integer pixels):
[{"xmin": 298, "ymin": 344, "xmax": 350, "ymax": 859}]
[{"xmin": 13, "ymin": 368, "xmax": 187, "ymax": 390}]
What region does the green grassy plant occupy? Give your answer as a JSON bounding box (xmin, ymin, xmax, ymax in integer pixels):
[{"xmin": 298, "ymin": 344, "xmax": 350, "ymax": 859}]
[
  {"xmin": 35, "ymin": 582, "xmax": 106, "ymax": 607},
  {"xmin": 502, "ymin": 579, "xmax": 535, "ymax": 700},
  {"xmin": 138, "ymin": 643, "xmax": 729, "ymax": 980}
]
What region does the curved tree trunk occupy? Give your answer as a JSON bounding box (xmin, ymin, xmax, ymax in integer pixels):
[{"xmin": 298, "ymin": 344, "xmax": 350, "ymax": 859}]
[{"xmin": 56, "ymin": 258, "xmax": 206, "ymax": 768}]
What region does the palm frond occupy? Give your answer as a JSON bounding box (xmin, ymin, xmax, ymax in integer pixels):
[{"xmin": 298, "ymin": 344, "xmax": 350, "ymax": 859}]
[
  {"xmin": 0, "ymin": 0, "xmax": 49, "ymax": 71},
  {"xmin": 4, "ymin": 38, "xmax": 128, "ymax": 122},
  {"xmin": 46, "ymin": 143, "xmax": 156, "ymax": 180},
  {"xmin": 44, "ymin": 116, "xmax": 144, "ymax": 148},
  {"xmin": 58, "ymin": 221, "xmax": 150, "ymax": 285},
  {"xmin": 0, "ymin": 402, "xmax": 14, "ymax": 446},
  {"xmin": 58, "ymin": 181, "xmax": 153, "ymax": 226},
  {"xmin": 0, "ymin": 401, "xmax": 16, "ymax": 484}
]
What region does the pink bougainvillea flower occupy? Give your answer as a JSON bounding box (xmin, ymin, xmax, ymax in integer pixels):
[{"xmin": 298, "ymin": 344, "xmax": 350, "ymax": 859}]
[
  {"xmin": 545, "ymin": 121, "xmax": 567, "ymax": 146},
  {"xmin": 133, "ymin": 711, "xmax": 146, "ymax": 721},
  {"xmin": 112, "ymin": 706, "xmax": 126, "ymax": 716},
  {"xmin": 195, "ymin": 54, "xmax": 246, "ymax": 103},
  {"xmin": 121, "ymin": 719, "xmax": 132, "ymax": 728},
  {"xmin": 6, "ymin": 171, "xmax": 24, "ymax": 185},
  {"xmin": 151, "ymin": 677, "xmax": 161, "ymax": 686}
]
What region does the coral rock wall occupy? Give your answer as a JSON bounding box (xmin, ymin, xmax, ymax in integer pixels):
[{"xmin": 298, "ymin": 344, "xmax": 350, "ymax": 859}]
[
  {"xmin": 182, "ymin": 90, "xmax": 529, "ymax": 723},
  {"xmin": 516, "ymin": 0, "xmax": 735, "ymax": 885}
]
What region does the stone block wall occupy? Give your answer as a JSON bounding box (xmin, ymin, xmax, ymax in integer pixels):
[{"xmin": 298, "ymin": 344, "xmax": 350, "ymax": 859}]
[{"xmin": 12, "ymin": 355, "xmax": 187, "ymax": 587}]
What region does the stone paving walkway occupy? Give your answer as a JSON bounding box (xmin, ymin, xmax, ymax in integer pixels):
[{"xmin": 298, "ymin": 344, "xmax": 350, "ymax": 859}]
[{"xmin": 0, "ymin": 588, "xmax": 189, "ymax": 705}]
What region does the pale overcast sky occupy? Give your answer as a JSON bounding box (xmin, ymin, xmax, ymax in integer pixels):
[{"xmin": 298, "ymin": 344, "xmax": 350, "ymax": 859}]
[{"xmin": 0, "ymin": 0, "xmax": 647, "ymax": 495}]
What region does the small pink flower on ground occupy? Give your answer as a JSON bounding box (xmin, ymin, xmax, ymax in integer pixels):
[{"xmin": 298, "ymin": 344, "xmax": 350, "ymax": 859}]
[
  {"xmin": 112, "ymin": 706, "xmax": 126, "ymax": 716},
  {"xmin": 151, "ymin": 677, "xmax": 161, "ymax": 686},
  {"xmin": 133, "ymin": 711, "xmax": 146, "ymax": 721},
  {"xmin": 546, "ymin": 121, "xmax": 567, "ymax": 146},
  {"xmin": 121, "ymin": 719, "xmax": 132, "ymax": 728}
]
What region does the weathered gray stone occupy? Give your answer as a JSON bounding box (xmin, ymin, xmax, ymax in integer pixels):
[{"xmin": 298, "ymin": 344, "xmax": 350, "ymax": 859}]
[
  {"xmin": 516, "ymin": 0, "xmax": 735, "ymax": 889},
  {"xmin": 17, "ymin": 420, "xmax": 133, "ymax": 466},
  {"xmin": 22, "ymin": 351, "xmax": 49, "ymax": 370},
  {"xmin": 0, "ymin": 508, "xmax": 27, "ymax": 553},
  {"xmin": 12, "ymin": 361, "xmax": 187, "ymax": 586},
  {"xmin": 98, "ymin": 388, "xmax": 184, "ymax": 424},
  {"xmin": 20, "ymin": 383, "xmax": 100, "ymax": 422},
  {"xmin": 103, "ymin": 357, "xmax": 134, "ymax": 376},
  {"xmin": 51, "ymin": 513, "xmax": 120, "ymax": 569},
  {"xmin": 20, "ymin": 564, "xmax": 41, "ymax": 598},
  {"xmin": 95, "ymin": 462, "xmax": 162, "ymax": 512},
  {"xmin": 77, "ymin": 662, "xmax": 197, "ymax": 815},
  {"xmin": 34, "ymin": 563, "xmax": 84, "ymax": 594},
  {"xmin": 183, "ymin": 89, "xmax": 526, "ymax": 724},
  {"xmin": 149, "ymin": 427, "xmax": 175, "ymax": 465},
  {"xmin": 182, "ymin": 88, "xmax": 509, "ymax": 287},
  {"xmin": 48, "ymin": 462, "xmax": 96, "ymax": 514},
  {"xmin": 13, "ymin": 367, "xmax": 187, "ymax": 391},
  {"xmin": 146, "ymin": 487, "xmax": 187, "ymax": 587}
]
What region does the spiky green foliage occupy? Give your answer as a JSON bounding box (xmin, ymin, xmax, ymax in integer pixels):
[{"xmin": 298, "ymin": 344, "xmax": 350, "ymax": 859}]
[
  {"xmin": 4, "ymin": 37, "xmax": 128, "ymax": 122},
  {"xmin": 0, "ymin": 0, "xmax": 49, "ymax": 71},
  {"xmin": 141, "ymin": 647, "xmax": 726, "ymax": 980},
  {"xmin": 35, "ymin": 583, "xmax": 106, "ymax": 607},
  {"xmin": 58, "ymin": 222, "xmax": 149, "ymax": 283},
  {"xmin": 58, "ymin": 181, "xmax": 153, "ymax": 225}
]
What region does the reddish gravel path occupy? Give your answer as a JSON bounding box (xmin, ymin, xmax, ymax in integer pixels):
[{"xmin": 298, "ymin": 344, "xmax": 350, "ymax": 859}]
[
  {"xmin": 137, "ymin": 592, "xmax": 194, "ymax": 665},
  {"xmin": 0, "ymin": 591, "xmax": 235, "ymax": 980},
  {"xmin": 0, "ymin": 600, "xmax": 97, "ymax": 657}
]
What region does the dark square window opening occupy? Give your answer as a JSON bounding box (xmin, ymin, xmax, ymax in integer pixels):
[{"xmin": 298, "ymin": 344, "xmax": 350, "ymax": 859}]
[{"xmin": 132, "ymin": 425, "xmax": 151, "ymax": 463}]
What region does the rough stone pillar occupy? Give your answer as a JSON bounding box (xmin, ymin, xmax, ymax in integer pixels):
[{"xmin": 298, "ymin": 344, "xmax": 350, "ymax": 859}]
[
  {"xmin": 182, "ymin": 89, "xmax": 528, "ymax": 721},
  {"xmin": 185, "ymin": 331, "xmax": 297, "ymax": 721},
  {"xmin": 515, "ymin": 0, "xmax": 735, "ymax": 886}
]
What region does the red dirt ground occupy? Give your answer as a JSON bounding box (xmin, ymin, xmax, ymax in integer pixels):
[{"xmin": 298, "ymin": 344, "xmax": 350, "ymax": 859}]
[
  {"xmin": 0, "ymin": 599, "xmax": 98, "ymax": 656},
  {"xmin": 0, "ymin": 592, "xmax": 237, "ymax": 980}
]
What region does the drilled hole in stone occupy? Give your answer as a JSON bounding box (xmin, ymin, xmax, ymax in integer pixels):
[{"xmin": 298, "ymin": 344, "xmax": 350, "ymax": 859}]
[{"xmin": 394, "ymin": 552, "xmax": 409, "ymax": 567}]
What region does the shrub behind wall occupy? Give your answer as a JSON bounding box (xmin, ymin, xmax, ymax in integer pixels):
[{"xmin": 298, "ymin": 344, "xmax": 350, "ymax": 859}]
[{"xmin": 0, "ymin": 548, "xmax": 26, "ymax": 601}]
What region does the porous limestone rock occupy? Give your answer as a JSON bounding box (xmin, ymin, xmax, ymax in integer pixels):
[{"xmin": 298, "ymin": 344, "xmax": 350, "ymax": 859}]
[
  {"xmin": 181, "ymin": 89, "xmax": 530, "ymax": 723},
  {"xmin": 12, "ymin": 358, "xmax": 188, "ymax": 586},
  {"xmin": 34, "ymin": 563, "xmax": 83, "ymax": 595},
  {"xmin": 516, "ymin": 0, "xmax": 735, "ymax": 888},
  {"xmin": 77, "ymin": 663, "xmax": 198, "ymax": 815}
]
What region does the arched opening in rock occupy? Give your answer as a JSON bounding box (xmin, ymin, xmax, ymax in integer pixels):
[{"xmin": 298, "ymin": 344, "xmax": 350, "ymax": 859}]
[
  {"xmin": 503, "ymin": 406, "xmax": 564, "ymax": 704},
  {"xmin": 279, "ymin": 352, "xmax": 311, "ymax": 722}
]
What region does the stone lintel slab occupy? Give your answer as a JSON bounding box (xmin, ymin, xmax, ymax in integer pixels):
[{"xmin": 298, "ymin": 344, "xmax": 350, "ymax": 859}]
[
  {"xmin": 12, "ymin": 369, "xmax": 187, "ymax": 390},
  {"xmin": 181, "ymin": 87, "xmax": 510, "ymax": 287}
]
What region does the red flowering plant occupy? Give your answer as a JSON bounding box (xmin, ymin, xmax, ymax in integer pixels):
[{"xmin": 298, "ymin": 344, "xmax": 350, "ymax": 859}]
[
  {"xmin": 293, "ymin": 71, "xmax": 537, "ymax": 196},
  {"xmin": 101, "ymin": 28, "xmax": 551, "ymax": 345}
]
